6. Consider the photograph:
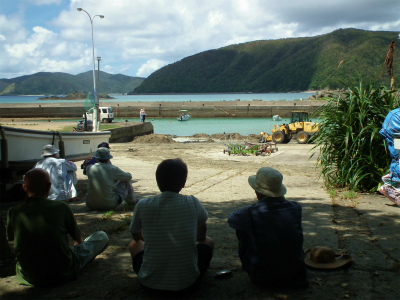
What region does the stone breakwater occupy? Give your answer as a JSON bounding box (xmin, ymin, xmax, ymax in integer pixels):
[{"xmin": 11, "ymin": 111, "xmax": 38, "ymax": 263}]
[{"xmin": 0, "ymin": 100, "xmax": 326, "ymax": 119}]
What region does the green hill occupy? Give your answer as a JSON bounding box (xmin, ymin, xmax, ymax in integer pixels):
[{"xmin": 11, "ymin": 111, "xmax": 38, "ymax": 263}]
[
  {"xmin": 0, "ymin": 71, "xmax": 145, "ymax": 96},
  {"xmin": 133, "ymin": 28, "xmax": 399, "ymax": 93}
]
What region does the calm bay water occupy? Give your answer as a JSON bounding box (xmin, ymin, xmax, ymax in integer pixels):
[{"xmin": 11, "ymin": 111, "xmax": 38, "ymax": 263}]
[
  {"xmin": 1, "ymin": 93, "xmax": 313, "ymax": 136},
  {"xmin": 0, "ymin": 92, "xmax": 314, "ymax": 104},
  {"xmin": 117, "ymin": 117, "xmax": 292, "ymax": 136}
]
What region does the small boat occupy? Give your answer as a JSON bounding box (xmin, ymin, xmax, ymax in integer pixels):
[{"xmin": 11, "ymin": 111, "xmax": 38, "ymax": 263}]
[
  {"xmin": 273, "ymin": 115, "xmax": 281, "ymax": 121},
  {"xmin": 0, "ymin": 125, "xmax": 111, "ymax": 179},
  {"xmin": 177, "ymin": 110, "xmax": 190, "ymax": 121}
]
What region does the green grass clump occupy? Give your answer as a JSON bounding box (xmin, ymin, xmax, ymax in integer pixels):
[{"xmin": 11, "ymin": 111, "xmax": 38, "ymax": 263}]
[
  {"xmin": 102, "ymin": 210, "xmax": 115, "ymax": 220},
  {"xmin": 340, "ymin": 190, "xmax": 358, "ymax": 200}
]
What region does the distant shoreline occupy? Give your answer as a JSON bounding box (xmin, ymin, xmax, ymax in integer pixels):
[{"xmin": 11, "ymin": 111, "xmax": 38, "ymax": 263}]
[
  {"xmin": 37, "ymin": 92, "xmax": 116, "ymax": 100},
  {"xmin": 1, "ymin": 90, "xmax": 323, "ymax": 97}
]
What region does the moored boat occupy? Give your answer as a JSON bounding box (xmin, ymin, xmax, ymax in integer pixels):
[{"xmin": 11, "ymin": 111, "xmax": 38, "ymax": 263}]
[
  {"xmin": 273, "ymin": 115, "xmax": 281, "ymax": 121},
  {"xmin": 177, "ymin": 110, "xmax": 190, "ymax": 121},
  {"xmin": 0, "ymin": 125, "xmax": 111, "ymax": 179}
]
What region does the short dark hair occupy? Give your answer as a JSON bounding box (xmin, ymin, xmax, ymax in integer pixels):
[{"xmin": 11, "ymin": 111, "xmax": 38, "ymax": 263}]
[
  {"xmin": 24, "ymin": 169, "xmax": 51, "ymax": 196},
  {"xmin": 156, "ymin": 158, "xmax": 188, "ymax": 193}
]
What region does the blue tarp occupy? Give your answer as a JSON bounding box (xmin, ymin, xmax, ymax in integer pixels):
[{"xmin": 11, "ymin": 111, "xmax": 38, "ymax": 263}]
[{"xmin": 379, "ymin": 108, "xmax": 400, "ymax": 181}]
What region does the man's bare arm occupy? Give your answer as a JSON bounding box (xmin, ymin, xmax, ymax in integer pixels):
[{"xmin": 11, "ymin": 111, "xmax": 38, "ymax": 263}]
[
  {"xmin": 132, "ymin": 231, "xmax": 144, "ymax": 241},
  {"xmin": 197, "ymin": 223, "xmax": 207, "ymax": 242}
]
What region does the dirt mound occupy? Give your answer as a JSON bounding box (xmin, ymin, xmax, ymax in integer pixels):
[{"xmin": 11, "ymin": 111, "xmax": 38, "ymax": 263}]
[
  {"xmin": 131, "ymin": 133, "xmax": 259, "ymax": 144},
  {"xmin": 210, "ymin": 133, "xmax": 259, "ymax": 141},
  {"xmin": 131, "ymin": 134, "xmax": 176, "ymax": 143},
  {"xmin": 192, "ymin": 133, "xmax": 210, "ymax": 138}
]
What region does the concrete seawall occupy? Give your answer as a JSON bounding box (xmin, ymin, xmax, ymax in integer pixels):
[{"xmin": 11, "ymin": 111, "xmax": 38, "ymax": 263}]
[
  {"xmin": 0, "ymin": 100, "xmax": 326, "ymax": 119},
  {"xmin": 108, "ymin": 122, "xmax": 154, "ymax": 142}
]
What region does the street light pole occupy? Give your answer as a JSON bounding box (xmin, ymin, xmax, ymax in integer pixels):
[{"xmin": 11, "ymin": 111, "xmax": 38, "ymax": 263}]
[
  {"xmin": 77, "ymin": 8, "xmax": 104, "ymax": 132},
  {"xmin": 97, "ymin": 56, "xmax": 101, "ymax": 122}
]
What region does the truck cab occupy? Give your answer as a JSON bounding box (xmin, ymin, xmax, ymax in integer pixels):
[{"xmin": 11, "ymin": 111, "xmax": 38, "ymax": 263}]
[{"xmin": 84, "ymin": 107, "xmax": 114, "ymax": 123}]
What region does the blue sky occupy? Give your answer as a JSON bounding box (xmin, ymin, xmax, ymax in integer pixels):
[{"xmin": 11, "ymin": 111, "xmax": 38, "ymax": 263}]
[{"xmin": 1, "ymin": 0, "xmax": 399, "ymax": 79}]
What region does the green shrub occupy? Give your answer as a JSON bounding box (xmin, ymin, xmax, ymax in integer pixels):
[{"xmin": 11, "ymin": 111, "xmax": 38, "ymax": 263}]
[{"xmin": 311, "ymin": 80, "xmax": 399, "ymax": 191}]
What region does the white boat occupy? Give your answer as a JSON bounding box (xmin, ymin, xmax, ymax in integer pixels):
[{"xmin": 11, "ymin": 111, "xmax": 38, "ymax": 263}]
[
  {"xmin": 273, "ymin": 115, "xmax": 281, "ymax": 121},
  {"xmin": 0, "ymin": 125, "xmax": 111, "ymax": 177},
  {"xmin": 177, "ymin": 110, "xmax": 190, "ymax": 121}
]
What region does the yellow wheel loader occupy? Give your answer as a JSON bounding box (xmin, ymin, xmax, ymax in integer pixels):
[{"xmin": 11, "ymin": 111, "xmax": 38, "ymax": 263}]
[{"xmin": 260, "ymin": 111, "xmax": 319, "ymax": 144}]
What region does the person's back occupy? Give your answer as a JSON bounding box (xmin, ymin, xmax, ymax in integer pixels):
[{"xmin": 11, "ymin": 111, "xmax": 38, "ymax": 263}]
[
  {"xmin": 34, "ymin": 145, "xmax": 77, "ymax": 201},
  {"xmin": 86, "ymin": 147, "xmax": 134, "ymax": 211},
  {"xmin": 7, "ymin": 168, "xmax": 109, "ymax": 286},
  {"xmin": 230, "ymin": 198, "xmax": 306, "ymax": 288},
  {"xmin": 35, "ymin": 157, "xmax": 67, "ymax": 200},
  {"xmin": 228, "ymin": 167, "xmax": 307, "ymax": 289},
  {"xmin": 129, "ymin": 158, "xmax": 213, "ymax": 294},
  {"xmin": 7, "ymin": 198, "xmax": 80, "ymax": 285},
  {"xmin": 133, "ymin": 192, "xmax": 206, "ymax": 290},
  {"xmin": 86, "ymin": 162, "xmax": 128, "ymax": 209}
]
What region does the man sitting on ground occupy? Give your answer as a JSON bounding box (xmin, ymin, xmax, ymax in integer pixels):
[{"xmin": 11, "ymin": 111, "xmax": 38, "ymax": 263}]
[
  {"xmin": 228, "ymin": 167, "xmax": 308, "ymax": 289},
  {"xmin": 6, "ymin": 168, "xmax": 109, "ymax": 286},
  {"xmin": 86, "ymin": 147, "xmax": 136, "ymax": 210},
  {"xmin": 34, "ymin": 144, "xmax": 79, "ymax": 201},
  {"xmin": 129, "ymin": 158, "xmax": 214, "ymax": 295}
]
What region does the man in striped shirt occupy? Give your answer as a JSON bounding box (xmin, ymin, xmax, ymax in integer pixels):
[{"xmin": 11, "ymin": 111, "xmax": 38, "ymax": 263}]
[{"xmin": 129, "ymin": 158, "xmax": 214, "ymax": 295}]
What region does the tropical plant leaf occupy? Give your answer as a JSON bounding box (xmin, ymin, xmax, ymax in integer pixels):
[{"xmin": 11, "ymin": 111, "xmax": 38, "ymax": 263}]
[{"xmin": 311, "ymin": 80, "xmax": 399, "ymax": 191}]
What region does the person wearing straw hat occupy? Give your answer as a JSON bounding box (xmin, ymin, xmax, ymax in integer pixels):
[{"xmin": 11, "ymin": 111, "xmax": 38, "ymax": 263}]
[
  {"xmin": 227, "ymin": 167, "xmax": 308, "ymax": 289},
  {"xmin": 86, "ymin": 147, "xmax": 136, "ymax": 211},
  {"xmin": 34, "ymin": 144, "xmax": 79, "ymax": 202}
]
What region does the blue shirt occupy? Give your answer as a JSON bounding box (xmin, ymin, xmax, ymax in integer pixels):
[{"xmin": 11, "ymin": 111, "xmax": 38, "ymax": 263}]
[{"xmin": 228, "ymin": 197, "xmax": 308, "ymax": 288}]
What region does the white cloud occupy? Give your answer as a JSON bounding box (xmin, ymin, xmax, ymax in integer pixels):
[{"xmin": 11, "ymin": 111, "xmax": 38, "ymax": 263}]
[
  {"xmin": 27, "ymin": 0, "xmax": 61, "ymax": 5},
  {"xmin": 137, "ymin": 59, "xmax": 168, "ymax": 77}
]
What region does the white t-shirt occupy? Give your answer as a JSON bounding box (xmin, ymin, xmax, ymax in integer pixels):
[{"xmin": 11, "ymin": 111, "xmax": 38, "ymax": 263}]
[
  {"xmin": 34, "ymin": 157, "xmax": 77, "ymax": 201},
  {"xmin": 130, "ymin": 192, "xmax": 208, "ymax": 291}
]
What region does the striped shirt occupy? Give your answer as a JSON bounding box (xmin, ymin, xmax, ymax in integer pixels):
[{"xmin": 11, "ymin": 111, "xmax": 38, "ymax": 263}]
[{"xmin": 130, "ymin": 192, "xmax": 208, "ymax": 291}]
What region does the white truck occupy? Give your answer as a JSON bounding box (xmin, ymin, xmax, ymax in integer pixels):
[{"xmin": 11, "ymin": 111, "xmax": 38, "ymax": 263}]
[{"xmin": 84, "ymin": 106, "xmax": 114, "ymax": 123}]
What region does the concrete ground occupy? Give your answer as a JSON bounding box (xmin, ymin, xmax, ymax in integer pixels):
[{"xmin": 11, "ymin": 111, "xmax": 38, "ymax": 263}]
[{"xmin": 1, "ymin": 141, "xmax": 399, "ymax": 300}]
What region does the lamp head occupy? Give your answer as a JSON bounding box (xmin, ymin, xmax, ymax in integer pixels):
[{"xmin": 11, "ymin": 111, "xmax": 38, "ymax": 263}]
[
  {"xmin": 77, "ymin": 8, "xmax": 82, "ymax": 11},
  {"xmin": 99, "ymin": 15, "xmax": 105, "ymax": 18}
]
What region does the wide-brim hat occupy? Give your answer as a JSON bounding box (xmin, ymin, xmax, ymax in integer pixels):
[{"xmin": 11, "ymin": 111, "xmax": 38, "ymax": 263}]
[
  {"xmin": 41, "ymin": 144, "xmax": 59, "ymax": 157},
  {"xmin": 94, "ymin": 147, "xmax": 113, "ymax": 160},
  {"xmin": 248, "ymin": 167, "xmax": 287, "ymax": 197},
  {"xmin": 304, "ymin": 246, "xmax": 353, "ymax": 270}
]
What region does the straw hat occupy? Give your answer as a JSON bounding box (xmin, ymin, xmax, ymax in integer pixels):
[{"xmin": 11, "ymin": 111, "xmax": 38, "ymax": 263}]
[
  {"xmin": 304, "ymin": 246, "xmax": 353, "ymax": 270},
  {"xmin": 41, "ymin": 144, "xmax": 59, "ymax": 157},
  {"xmin": 94, "ymin": 147, "xmax": 113, "ymax": 160},
  {"xmin": 248, "ymin": 167, "xmax": 287, "ymax": 197}
]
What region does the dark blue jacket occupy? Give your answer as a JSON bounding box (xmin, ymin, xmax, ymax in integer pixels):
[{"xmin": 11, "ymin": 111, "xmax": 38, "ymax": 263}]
[{"xmin": 228, "ymin": 197, "xmax": 308, "ymax": 289}]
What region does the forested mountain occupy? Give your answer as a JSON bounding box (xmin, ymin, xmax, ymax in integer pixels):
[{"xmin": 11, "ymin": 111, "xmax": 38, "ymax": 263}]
[
  {"xmin": 132, "ymin": 28, "xmax": 399, "ymax": 93},
  {"xmin": 0, "ymin": 71, "xmax": 144, "ymax": 95}
]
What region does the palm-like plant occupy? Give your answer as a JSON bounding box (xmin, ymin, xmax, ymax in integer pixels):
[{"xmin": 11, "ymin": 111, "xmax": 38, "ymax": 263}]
[{"xmin": 311, "ymin": 81, "xmax": 399, "ymax": 191}]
